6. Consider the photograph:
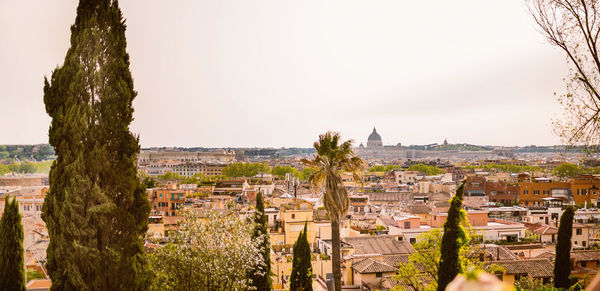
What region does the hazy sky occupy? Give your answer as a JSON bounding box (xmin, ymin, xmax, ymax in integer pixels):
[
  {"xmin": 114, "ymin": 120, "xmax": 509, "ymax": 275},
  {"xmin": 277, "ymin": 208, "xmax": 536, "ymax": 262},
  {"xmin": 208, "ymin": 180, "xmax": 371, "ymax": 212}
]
[{"xmin": 0, "ymin": 1, "xmax": 570, "ymax": 148}]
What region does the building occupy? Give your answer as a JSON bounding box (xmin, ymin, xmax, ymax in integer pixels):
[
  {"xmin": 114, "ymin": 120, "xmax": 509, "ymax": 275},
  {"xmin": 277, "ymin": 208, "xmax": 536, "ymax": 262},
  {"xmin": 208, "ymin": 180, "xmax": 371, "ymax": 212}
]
[{"xmin": 366, "ymin": 128, "xmax": 383, "ymax": 148}]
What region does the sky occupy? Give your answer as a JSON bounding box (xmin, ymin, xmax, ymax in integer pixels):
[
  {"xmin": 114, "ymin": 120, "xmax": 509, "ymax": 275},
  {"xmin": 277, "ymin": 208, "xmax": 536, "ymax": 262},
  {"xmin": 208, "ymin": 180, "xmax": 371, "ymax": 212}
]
[{"xmin": 0, "ymin": 1, "xmax": 570, "ymax": 148}]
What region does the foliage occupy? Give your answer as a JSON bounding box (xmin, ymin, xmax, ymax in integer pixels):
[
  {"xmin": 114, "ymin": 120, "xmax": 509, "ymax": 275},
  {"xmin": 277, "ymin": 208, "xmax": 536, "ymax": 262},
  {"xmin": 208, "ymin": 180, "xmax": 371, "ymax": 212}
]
[
  {"xmin": 301, "ymin": 167, "xmax": 316, "ymax": 181},
  {"xmin": 515, "ymin": 276, "xmax": 555, "ymax": 291},
  {"xmin": 375, "ymin": 225, "xmax": 386, "ymax": 232},
  {"xmin": 42, "ymin": 1, "xmax": 150, "ymax": 289},
  {"xmin": 0, "ymin": 161, "xmax": 53, "ymax": 175},
  {"xmin": 393, "ymin": 228, "xmax": 483, "ymax": 291},
  {"xmin": 407, "ymin": 164, "xmax": 445, "ymax": 176},
  {"xmin": 554, "ymin": 205, "xmax": 575, "ymax": 289},
  {"xmin": 301, "ymin": 131, "xmax": 366, "ymax": 291},
  {"xmin": 289, "ymin": 223, "xmax": 313, "ymax": 291},
  {"xmin": 367, "ymin": 165, "xmax": 385, "ymax": 172},
  {"xmin": 142, "ymin": 176, "xmax": 158, "ymax": 188},
  {"xmin": 438, "ymin": 181, "xmax": 468, "ymax": 291},
  {"xmin": 0, "ymin": 144, "xmax": 55, "ymax": 161},
  {"xmin": 0, "ymin": 196, "xmax": 26, "ymax": 291},
  {"xmin": 368, "ymin": 165, "xmax": 402, "ymax": 172},
  {"xmin": 223, "ymin": 162, "xmax": 271, "ymax": 178},
  {"xmin": 522, "ymin": 230, "xmax": 541, "ymax": 243},
  {"xmin": 271, "ymin": 165, "xmax": 301, "ymax": 179},
  {"xmin": 179, "ymin": 173, "xmax": 212, "ymax": 185},
  {"xmin": 148, "ymin": 209, "xmax": 264, "ymax": 290},
  {"xmin": 554, "ymin": 163, "xmax": 584, "ymax": 178},
  {"xmin": 463, "ymin": 163, "xmax": 542, "ymax": 173},
  {"xmin": 156, "ymin": 171, "xmax": 184, "ymax": 180},
  {"xmin": 26, "ymin": 269, "xmax": 46, "ymax": 283},
  {"xmin": 249, "ymin": 192, "xmax": 272, "ymax": 291},
  {"xmin": 527, "ymin": 0, "xmax": 600, "ymax": 148}
]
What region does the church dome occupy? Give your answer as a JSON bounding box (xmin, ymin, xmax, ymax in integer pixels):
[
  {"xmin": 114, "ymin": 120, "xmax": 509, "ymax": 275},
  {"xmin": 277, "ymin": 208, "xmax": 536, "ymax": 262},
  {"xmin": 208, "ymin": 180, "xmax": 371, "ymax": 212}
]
[
  {"xmin": 367, "ymin": 127, "xmax": 383, "ymax": 148},
  {"xmin": 368, "ymin": 127, "xmax": 382, "ymax": 142}
]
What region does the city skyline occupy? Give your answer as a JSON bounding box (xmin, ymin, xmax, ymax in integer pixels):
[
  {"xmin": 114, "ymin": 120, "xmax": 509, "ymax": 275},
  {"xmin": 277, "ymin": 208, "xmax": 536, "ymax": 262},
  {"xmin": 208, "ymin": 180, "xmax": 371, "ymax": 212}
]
[{"xmin": 1, "ymin": 1, "xmax": 568, "ymax": 148}]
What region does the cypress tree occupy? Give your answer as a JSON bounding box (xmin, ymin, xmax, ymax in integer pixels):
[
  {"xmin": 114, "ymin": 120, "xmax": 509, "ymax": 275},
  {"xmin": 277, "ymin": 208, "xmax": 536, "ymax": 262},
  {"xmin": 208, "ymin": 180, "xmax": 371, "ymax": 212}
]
[
  {"xmin": 249, "ymin": 192, "xmax": 272, "ymax": 290},
  {"xmin": 42, "ymin": 0, "xmax": 150, "ymax": 289},
  {"xmin": 437, "ymin": 181, "xmax": 468, "ymax": 291},
  {"xmin": 0, "ymin": 196, "xmax": 26, "ymax": 291},
  {"xmin": 554, "ymin": 205, "xmax": 575, "ymax": 289},
  {"xmin": 289, "ymin": 222, "xmax": 313, "ymax": 291}
]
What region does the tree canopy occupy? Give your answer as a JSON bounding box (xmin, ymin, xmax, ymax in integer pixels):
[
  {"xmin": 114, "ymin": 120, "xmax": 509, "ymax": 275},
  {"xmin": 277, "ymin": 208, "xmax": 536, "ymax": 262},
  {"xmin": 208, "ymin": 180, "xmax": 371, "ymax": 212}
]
[
  {"xmin": 42, "ymin": 0, "xmax": 150, "ymax": 289},
  {"xmin": 407, "ymin": 164, "xmax": 445, "ymax": 176},
  {"xmin": 148, "ymin": 210, "xmax": 265, "ymax": 290},
  {"xmin": 0, "ymin": 196, "xmax": 26, "ymax": 291},
  {"xmin": 223, "ymin": 162, "xmax": 271, "ymax": 178}
]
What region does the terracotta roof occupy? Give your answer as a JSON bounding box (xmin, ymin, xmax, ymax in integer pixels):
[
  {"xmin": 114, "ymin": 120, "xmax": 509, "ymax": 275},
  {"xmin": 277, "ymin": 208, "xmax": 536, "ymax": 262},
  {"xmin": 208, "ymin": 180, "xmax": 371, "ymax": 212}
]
[
  {"xmin": 382, "ymin": 254, "xmax": 410, "ymax": 268},
  {"xmin": 487, "ymin": 259, "xmax": 554, "ymax": 278},
  {"xmin": 26, "ymin": 279, "xmax": 52, "ymax": 290},
  {"xmin": 352, "ymin": 258, "xmax": 397, "ymax": 274},
  {"xmin": 534, "ymin": 251, "xmax": 555, "ymax": 259},
  {"xmin": 343, "ymin": 235, "xmax": 414, "ymax": 255},
  {"xmin": 571, "ymin": 250, "xmax": 600, "ymax": 261},
  {"xmin": 531, "ymin": 225, "xmax": 558, "ymax": 234},
  {"xmin": 403, "ymin": 203, "xmax": 431, "ymax": 214},
  {"xmin": 367, "ymin": 192, "xmax": 409, "ymax": 202},
  {"xmin": 480, "ymin": 245, "xmax": 521, "ymax": 261},
  {"xmin": 505, "ymin": 243, "xmax": 545, "ymax": 251}
]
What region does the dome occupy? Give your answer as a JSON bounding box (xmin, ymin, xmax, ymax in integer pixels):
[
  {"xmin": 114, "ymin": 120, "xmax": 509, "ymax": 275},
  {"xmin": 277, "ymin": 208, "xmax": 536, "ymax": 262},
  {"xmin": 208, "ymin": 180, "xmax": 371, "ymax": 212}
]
[
  {"xmin": 368, "ymin": 127, "xmax": 382, "ymax": 141},
  {"xmin": 367, "ymin": 127, "xmax": 383, "ymax": 148}
]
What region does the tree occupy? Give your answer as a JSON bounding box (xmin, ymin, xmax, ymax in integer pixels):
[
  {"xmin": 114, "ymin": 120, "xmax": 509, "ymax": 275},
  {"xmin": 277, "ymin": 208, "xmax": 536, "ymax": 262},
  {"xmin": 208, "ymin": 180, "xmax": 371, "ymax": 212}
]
[
  {"xmin": 301, "ymin": 167, "xmax": 316, "ymax": 181},
  {"xmin": 148, "ymin": 209, "xmax": 265, "ymax": 290},
  {"xmin": 142, "ymin": 176, "xmax": 158, "ymax": 188},
  {"xmin": 301, "ymin": 132, "xmax": 366, "ymax": 291},
  {"xmin": 249, "ymin": 192, "xmax": 272, "ymax": 291},
  {"xmin": 527, "ymin": 0, "xmax": 600, "ymax": 147},
  {"xmin": 407, "ymin": 164, "xmax": 445, "ymax": 176},
  {"xmin": 289, "ymin": 223, "xmax": 313, "ymax": 291},
  {"xmin": 367, "ymin": 165, "xmax": 385, "ymax": 172},
  {"xmin": 554, "ymin": 205, "xmax": 575, "ymax": 289},
  {"xmin": 0, "ymin": 196, "xmax": 26, "ymax": 291},
  {"xmin": 42, "ymin": 1, "xmax": 150, "ymax": 289},
  {"xmin": 393, "ymin": 229, "xmax": 483, "ymax": 291},
  {"xmin": 223, "ymin": 162, "xmax": 272, "ymax": 178},
  {"xmin": 437, "ymin": 181, "xmax": 468, "ymax": 291},
  {"xmin": 271, "ymin": 165, "xmax": 301, "ymax": 179},
  {"xmin": 156, "ymin": 171, "xmax": 183, "ymax": 180},
  {"xmin": 554, "ymin": 163, "xmax": 584, "ymax": 178}
]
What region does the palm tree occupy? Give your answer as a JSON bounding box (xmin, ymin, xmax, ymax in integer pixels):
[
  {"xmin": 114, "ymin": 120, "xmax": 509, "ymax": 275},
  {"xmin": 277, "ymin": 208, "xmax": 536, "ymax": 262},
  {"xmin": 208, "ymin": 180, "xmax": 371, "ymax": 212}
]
[{"xmin": 302, "ymin": 132, "xmax": 366, "ymax": 291}]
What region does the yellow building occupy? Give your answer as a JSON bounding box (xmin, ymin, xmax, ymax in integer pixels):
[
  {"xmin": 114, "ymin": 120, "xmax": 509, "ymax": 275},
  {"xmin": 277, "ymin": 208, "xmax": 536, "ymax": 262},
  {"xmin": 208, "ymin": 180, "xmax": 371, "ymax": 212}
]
[{"xmin": 281, "ymin": 199, "xmax": 315, "ymax": 245}]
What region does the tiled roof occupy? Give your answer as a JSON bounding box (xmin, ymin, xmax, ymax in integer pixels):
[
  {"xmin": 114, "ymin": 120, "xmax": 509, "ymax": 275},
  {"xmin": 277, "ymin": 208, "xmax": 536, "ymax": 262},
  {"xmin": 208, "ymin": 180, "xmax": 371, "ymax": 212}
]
[
  {"xmin": 571, "ymin": 250, "xmax": 600, "ymax": 261},
  {"xmin": 505, "ymin": 243, "xmax": 545, "ymax": 250},
  {"xmin": 343, "ymin": 235, "xmax": 414, "ymax": 255},
  {"xmin": 487, "ymin": 259, "xmax": 554, "ymax": 278},
  {"xmin": 352, "ymin": 258, "xmax": 397, "ymax": 274},
  {"xmin": 480, "ymin": 245, "xmax": 521, "ymax": 261},
  {"xmin": 403, "ymin": 203, "xmax": 431, "ymax": 214},
  {"xmin": 367, "ymin": 192, "xmax": 409, "ymax": 202},
  {"xmin": 382, "ymin": 254, "xmax": 410, "ymax": 268},
  {"xmin": 533, "ymin": 225, "xmax": 558, "ymax": 235}
]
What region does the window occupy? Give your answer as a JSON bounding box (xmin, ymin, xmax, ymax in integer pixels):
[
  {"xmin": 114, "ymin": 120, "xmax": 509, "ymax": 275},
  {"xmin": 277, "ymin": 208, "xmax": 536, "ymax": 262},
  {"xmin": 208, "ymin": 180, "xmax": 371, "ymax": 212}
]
[
  {"xmin": 376, "ymin": 272, "xmax": 382, "ymax": 278},
  {"xmin": 292, "ymin": 214, "xmax": 295, "ymax": 219},
  {"xmin": 524, "ymin": 190, "xmax": 529, "ymax": 195},
  {"xmin": 404, "ymin": 221, "xmax": 411, "ymax": 229},
  {"xmin": 533, "ymin": 190, "xmax": 540, "ymax": 195},
  {"xmin": 583, "ymin": 241, "xmax": 587, "ymax": 247},
  {"xmin": 577, "ymin": 229, "xmax": 583, "ymax": 235},
  {"xmin": 410, "ymin": 238, "xmax": 416, "ymax": 244},
  {"xmin": 582, "ymin": 261, "xmax": 587, "ymax": 267},
  {"xmin": 543, "ymin": 190, "xmax": 550, "ymax": 195}
]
